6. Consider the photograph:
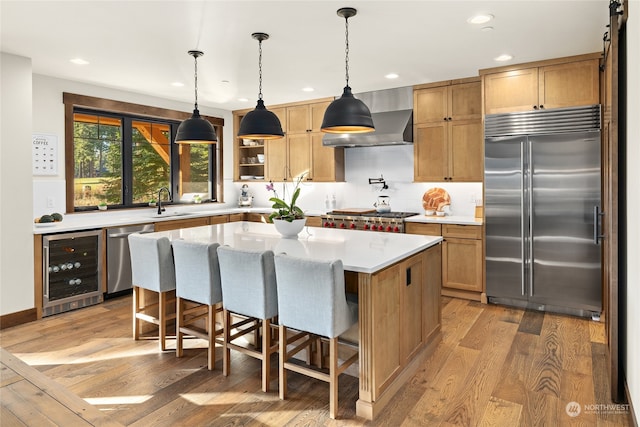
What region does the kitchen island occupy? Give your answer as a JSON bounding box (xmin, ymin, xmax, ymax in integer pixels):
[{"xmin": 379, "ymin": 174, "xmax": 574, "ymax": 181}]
[{"xmin": 149, "ymin": 221, "xmax": 443, "ymax": 420}]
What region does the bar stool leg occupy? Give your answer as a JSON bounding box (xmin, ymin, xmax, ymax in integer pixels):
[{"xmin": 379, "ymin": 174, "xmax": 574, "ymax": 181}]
[
  {"xmin": 262, "ymin": 318, "xmax": 271, "ymax": 392},
  {"xmin": 279, "ymin": 325, "xmax": 287, "ymax": 400},
  {"xmin": 176, "ymin": 297, "xmax": 183, "ymax": 358},
  {"xmin": 158, "ymin": 291, "xmax": 166, "ymax": 351},
  {"xmin": 329, "ymin": 337, "xmax": 338, "ymax": 419},
  {"xmin": 223, "ymin": 309, "xmax": 231, "ymax": 377},
  {"xmin": 207, "ymin": 304, "xmax": 215, "ymax": 370},
  {"xmin": 133, "ymin": 286, "xmax": 141, "ymax": 341}
]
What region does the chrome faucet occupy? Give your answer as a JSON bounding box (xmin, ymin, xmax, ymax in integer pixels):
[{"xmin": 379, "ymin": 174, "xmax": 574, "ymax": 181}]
[{"xmin": 157, "ymin": 187, "xmax": 171, "ymax": 215}]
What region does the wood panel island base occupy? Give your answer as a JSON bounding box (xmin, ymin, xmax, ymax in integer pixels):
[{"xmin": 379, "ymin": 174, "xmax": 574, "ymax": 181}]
[
  {"xmin": 355, "ymin": 245, "xmax": 442, "ymax": 419},
  {"xmin": 149, "ymin": 222, "xmax": 443, "ymax": 421}
]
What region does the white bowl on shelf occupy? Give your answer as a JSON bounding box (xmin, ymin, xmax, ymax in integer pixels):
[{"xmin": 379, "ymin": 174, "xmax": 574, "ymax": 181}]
[
  {"xmin": 257, "ymin": 154, "xmax": 265, "ymax": 163},
  {"xmin": 240, "ymin": 175, "xmax": 254, "ymax": 180}
]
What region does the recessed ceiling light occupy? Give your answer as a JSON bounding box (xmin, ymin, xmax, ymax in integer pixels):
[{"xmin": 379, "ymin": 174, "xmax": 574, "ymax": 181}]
[
  {"xmin": 481, "ymin": 26, "xmax": 494, "ymax": 32},
  {"xmin": 385, "ymin": 73, "xmax": 399, "ymax": 79},
  {"xmin": 171, "ymin": 82, "xmax": 184, "ymax": 87},
  {"xmin": 222, "ymin": 80, "xmax": 230, "ymax": 84},
  {"xmin": 70, "ymin": 58, "xmax": 89, "ymax": 65},
  {"xmin": 494, "ymin": 54, "xmax": 513, "ymax": 62},
  {"xmin": 302, "ymin": 87, "xmax": 314, "ymax": 92},
  {"xmin": 467, "ymin": 14, "xmax": 494, "ymax": 24},
  {"xmin": 238, "ymin": 98, "xmax": 249, "ymax": 102}
]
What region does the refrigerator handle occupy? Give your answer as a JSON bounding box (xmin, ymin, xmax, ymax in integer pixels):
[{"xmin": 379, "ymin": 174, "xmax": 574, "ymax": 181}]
[
  {"xmin": 593, "ymin": 206, "xmax": 605, "ymax": 245},
  {"xmin": 520, "ymin": 142, "xmax": 526, "ymax": 296},
  {"xmin": 528, "ymin": 140, "xmax": 534, "ymax": 297}
]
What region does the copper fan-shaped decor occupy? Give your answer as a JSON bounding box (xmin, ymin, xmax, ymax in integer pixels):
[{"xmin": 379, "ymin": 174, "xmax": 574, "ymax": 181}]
[{"xmin": 422, "ymin": 187, "xmax": 451, "ymax": 212}]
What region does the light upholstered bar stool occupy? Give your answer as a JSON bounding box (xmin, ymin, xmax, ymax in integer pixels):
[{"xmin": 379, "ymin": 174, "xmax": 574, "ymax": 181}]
[
  {"xmin": 172, "ymin": 239, "xmax": 223, "ymax": 370},
  {"xmin": 274, "ymin": 253, "xmax": 359, "ymax": 419},
  {"xmin": 128, "ymin": 233, "xmax": 176, "ymax": 351},
  {"xmin": 216, "ymin": 246, "xmax": 279, "ymax": 392}
]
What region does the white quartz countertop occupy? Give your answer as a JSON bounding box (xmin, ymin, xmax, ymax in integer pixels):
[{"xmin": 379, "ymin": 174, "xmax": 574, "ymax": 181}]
[
  {"xmin": 32, "ymin": 204, "xmax": 481, "ymax": 234},
  {"xmin": 32, "ymin": 205, "xmax": 312, "ymax": 235},
  {"xmin": 405, "ymin": 214, "xmax": 483, "ymax": 226},
  {"xmin": 149, "ymin": 221, "xmax": 443, "ymax": 274}
]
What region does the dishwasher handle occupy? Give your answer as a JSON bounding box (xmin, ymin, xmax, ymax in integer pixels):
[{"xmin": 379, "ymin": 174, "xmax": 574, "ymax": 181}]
[{"xmin": 108, "ymin": 230, "xmax": 154, "ymax": 239}]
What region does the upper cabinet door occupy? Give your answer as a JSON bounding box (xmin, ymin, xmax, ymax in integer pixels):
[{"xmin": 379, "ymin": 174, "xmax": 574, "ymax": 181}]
[
  {"xmin": 310, "ymin": 101, "xmax": 330, "ymax": 132},
  {"xmin": 449, "ymin": 120, "xmax": 483, "ymax": 181},
  {"xmin": 538, "ymin": 59, "xmax": 600, "ymax": 110},
  {"xmin": 414, "ymin": 86, "xmax": 448, "ymax": 124},
  {"xmin": 287, "ymin": 134, "xmax": 311, "ymax": 180},
  {"xmin": 449, "ymin": 82, "xmax": 482, "ymax": 120},
  {"xmin": 285, "ymin": 105, "xmax": 309, "ymax": 134},
  {"xmin": 484, "ymin": 68, "xmax": 539, "ymax": 115},
  {"xmin": 414, "ymin": 123, "xmax": 447, "ymax": 181}
]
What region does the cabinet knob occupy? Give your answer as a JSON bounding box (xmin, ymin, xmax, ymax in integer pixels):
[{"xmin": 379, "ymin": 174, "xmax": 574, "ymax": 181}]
[
  {"xmin": 443, "ymin": 117, "xmax": 448, "ymax": 121},
  {"xmin": 539, "ymin": 105, "xmax": 544, "ymax": 109},
  {"xmin": 448, "ymin": 117, "xmax": 452, "ymax": 121},
  {"xmin": 533, "ymin": 105, "xmax": 538, "ymax": 110}
]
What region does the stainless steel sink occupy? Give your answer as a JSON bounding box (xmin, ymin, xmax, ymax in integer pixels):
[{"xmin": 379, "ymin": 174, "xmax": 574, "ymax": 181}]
[{"xmin": 144, "ymin": 211, "xmax": 194, "ymax": 218}]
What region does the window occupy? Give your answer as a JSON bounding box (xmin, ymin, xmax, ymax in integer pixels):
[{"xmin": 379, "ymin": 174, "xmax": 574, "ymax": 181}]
[{"xmin": 64, "ymin": 93, "xmax": 223, "ymax": 212}]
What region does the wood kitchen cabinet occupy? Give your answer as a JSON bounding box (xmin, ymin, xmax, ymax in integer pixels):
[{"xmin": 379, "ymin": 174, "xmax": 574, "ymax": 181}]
[
  {"xmin": 413, "ymin": 78, "xmax": 483, "ymax": 182},
  {"xmin": 414, "ymin": 79, "xmax": 481, "ymax": 124},
  {"xmin": 482, "ymin": 54, "xmax": 600, "ymax": 114},
  {"xmin": 369, "ymin": 245, "xmax": 441, "ymax": 399},
  {"xmin": 406, "ymin": 222, "xmax": 485, "ymax": 302},
  {"xmin": 232, "ymin": 108, "xmax": 285, "ymax": 182},
  {"xmin": 153, "ymin": 216, "xmax": 211, "ymax": 232},
  {"xmin": 235, "ymin": 99, "xmax": 344, "ymax": 182}
]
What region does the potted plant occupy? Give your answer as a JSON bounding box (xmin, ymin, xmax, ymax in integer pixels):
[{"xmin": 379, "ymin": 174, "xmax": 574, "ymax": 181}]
[
  {"xmin": 97, "ymin": 202, "xmax": 107, "ymax": 211},
  {"xmin": 266, "ymin": 174, "xmax": 306, "ymax": 238},
  {"xmin": 148, "ymin": 199, "xmax": 157, "ymax": 207}
]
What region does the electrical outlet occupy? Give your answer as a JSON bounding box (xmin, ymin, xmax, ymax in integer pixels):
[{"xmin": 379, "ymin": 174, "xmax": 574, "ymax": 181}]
[{"xmin": 47, "ymin": 197, "xmax": 54, "ymax": 208}]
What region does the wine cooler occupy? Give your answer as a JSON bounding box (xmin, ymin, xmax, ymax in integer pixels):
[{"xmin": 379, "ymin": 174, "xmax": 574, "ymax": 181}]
[{"xmin": 42, "ymin": 230, "xmax": 103, "ymax": 317}]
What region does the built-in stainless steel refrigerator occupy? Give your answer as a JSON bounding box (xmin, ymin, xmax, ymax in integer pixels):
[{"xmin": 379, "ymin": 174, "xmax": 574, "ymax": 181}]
[{"xmin": 484, "ymin": 105, "xmax": 602, "ymax": 318}]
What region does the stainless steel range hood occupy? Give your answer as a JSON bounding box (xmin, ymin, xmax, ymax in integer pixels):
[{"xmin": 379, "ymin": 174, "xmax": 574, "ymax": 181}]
[{"xmin": 322, "ymin": 86, "xmax": 413, "ymax": 147}]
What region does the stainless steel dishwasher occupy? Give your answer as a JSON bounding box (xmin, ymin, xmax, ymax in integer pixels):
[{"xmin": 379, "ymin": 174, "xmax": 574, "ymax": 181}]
[{"xmin": 106, "ymin": 224, "xmax": 155, "ymax": 296}]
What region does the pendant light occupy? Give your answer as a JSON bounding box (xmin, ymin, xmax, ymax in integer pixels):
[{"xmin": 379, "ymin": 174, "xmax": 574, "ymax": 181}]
[
  {"xmin": 321, "ymin": 7, "xmax": 375, "ymax": 134},
  {"xmin": 175, "ymin": 50, "xmax": 217, "ymax": 144},
  {"xmin": 238, "ymin": 33, "xmax": 284, "ymax": 140}
]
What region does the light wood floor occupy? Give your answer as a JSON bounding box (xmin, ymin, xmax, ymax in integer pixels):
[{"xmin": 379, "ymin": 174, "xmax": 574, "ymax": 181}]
[{"xmin": 0, "ymin": 295, "xmax": 633, "ymax": 426}]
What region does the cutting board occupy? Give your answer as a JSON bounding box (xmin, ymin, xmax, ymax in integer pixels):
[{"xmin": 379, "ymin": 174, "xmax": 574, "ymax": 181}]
[{"xmin": 332, "ymin": 208, "xmax": 377, "ymax": 215}]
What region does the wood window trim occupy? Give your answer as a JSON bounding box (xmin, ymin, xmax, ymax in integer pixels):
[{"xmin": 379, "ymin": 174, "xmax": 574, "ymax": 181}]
[{"xmin": 63, "ymin": 92, "xmax": 224, "ymax": 212}]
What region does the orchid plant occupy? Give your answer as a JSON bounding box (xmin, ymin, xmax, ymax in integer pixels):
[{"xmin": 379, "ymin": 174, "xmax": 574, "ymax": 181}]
[{"xmin": 266, "ymin": 174, "xmax": 306, "ymax": 223}]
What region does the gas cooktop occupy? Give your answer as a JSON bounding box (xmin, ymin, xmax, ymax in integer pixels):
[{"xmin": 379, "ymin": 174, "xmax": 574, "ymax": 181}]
[
  {"xmin": 325, "ymin": 211, "xmax": 418, "ymax": 218},
  {"xmin": 321, "ymin": 211, "xmax": 419, "ymax": 233}
]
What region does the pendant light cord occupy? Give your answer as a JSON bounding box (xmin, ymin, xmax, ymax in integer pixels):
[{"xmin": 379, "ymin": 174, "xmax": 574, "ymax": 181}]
[
  {"xmin": 193, "ymin": 53, "xmax": 200, "ymax": 111},
  {"xmin": 258, "ymin": 38, "xmax": 263, "ymax": 100},
  {"xmin": 344, "ymin": 15, "xmax": 350, "ymax": 87}
]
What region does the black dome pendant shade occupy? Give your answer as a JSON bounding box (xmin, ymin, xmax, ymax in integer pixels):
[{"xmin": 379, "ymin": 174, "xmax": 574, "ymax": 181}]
[
  {"xmin": 176, "ymin": 50, "xmax": 217, "ymax": 144},
  {"xmin": 321, "ymin": 7, "xmax": 374, "ymax": 134},
  {"xmin": 238, "ymin": 33, "xmax": 284, "ymax": 140}
]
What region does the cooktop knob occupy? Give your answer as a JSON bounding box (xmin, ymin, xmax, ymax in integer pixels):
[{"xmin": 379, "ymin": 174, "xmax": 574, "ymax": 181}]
[{"xmin": 350, "ymin": 223, "xmax": 356, "ymax": 229}]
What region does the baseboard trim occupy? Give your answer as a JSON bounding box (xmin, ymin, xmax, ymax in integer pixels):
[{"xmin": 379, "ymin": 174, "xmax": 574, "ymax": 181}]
[{"xmin": 0, "ymin": 308, "xmax": 37, "ymax": 330}]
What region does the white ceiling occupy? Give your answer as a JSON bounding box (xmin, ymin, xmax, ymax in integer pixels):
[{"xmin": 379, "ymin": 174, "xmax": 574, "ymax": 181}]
[{"xmin": 1, "ymin": 1, "xmax": 609, "ymax": 112}]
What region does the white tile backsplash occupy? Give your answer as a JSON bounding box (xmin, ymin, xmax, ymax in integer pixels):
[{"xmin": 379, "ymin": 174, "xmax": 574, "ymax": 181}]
[{"xmin": 232, "ymin": 145, "xmax": 482, "ymax": 217}]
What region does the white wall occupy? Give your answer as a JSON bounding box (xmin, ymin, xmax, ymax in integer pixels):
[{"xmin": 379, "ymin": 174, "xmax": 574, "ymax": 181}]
[
  {"xmin": 0, "ymin": 53, "xmax": 35, "ymax": 315},
  {"xmin": 625, "ymin": 0, "xmax": 639, "ymax": 421},
  {"xmin": 31, "ymin": 74, "xmax": 235, "ymax": 217}
]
